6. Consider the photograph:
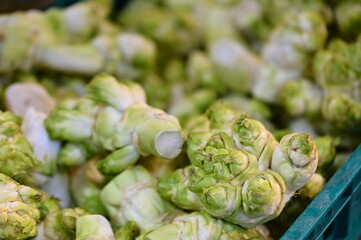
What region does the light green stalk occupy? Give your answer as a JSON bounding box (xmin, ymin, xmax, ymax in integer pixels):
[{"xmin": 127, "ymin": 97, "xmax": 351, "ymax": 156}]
[
  {"xmin": 187, "ymin": 51, "xmax": 224, "ymax": 92},
  {"xmin": 0, "ymin": 173, "xmax": 42, "ymax": 240},
  {"xmin": 33, "ymin": 208, "xmax": 88, "ymax": 240},
  {"xmin": 138, "ymin": 211, "xmax": 267, "ymax": 240},
  {"xmin": 271, "ymin": 133, "xmax": 318, "ymax": 199},
  {"xmin": 46, "ymin": 74, "xmax": 184, "ymax": 175},
  {"xmin": 115, "ymin": 33, "xmax": 156, "ymax": 80},
  {"xmin": 168, "ymin": 89, "xmax": 217, "ymax": 126},
  {"xmin": 76, "ymin": 215, "xmax": 115, "ymax": 240},
  {"xmin": 69, "ymin": 159, "xmax": 107, "ymax": 215},
  {"xmin": 118, "ymin": 2, "xmax": 201, "ymax": 55},
  {"xmin": 100, "ymin": 166, "xmax": 182, "ymax": 232},
  {"xmin": 261, "ymin": 11, "xmax": 327, "ymax": 76}
]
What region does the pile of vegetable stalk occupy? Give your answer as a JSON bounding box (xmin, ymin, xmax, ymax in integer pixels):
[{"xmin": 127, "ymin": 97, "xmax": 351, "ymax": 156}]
[{"xmin": 0, "ymin": 0, "xmax": 360, "ymax": 239}]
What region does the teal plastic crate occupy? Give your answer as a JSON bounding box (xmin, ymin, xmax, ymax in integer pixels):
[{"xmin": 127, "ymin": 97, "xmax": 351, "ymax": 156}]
[{"xmin": 281, "ymin": 145, "xmax": 361, "ymax": 240}]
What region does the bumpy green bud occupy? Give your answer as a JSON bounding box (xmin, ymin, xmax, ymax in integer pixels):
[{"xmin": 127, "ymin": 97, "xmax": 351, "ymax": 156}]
[
  {"xmin": 271, "ymin": 133, "xmax": 318, "ymax": 198},
  {"xmin": 261, "ymin": 11, "xmax": 327, "ymax": 75},
  {"xmin": 277, "ymin": 79, "xmax": 323, "ymax": 118},
  {"xmin": 298, "ymin": 173, "xmax": 325, "ymax": 200},
  {"xmin": 0, "ymin": 173, "xmax": 42, "ymax": 240},
  {"xmin": 206, "ymin": 102, "xmax": 239, "ymax": 130},
  {"xmin": 201, "ymin": 170, "xmax": 286, "ymax": 228},
  {"xmin": 115, "ymin": 221, "xmax": 140, "ymax": 240},
  {"xmin": 313, "ymin": 39, "xmax": 361, "ymax": 101},
  {"xmin": 322, "ymin": 93, "xmax": 361, "ymax": 129},
  {"xmin": 231, "ymin": 115, "xmax": 279, "ymax": 171},
  {"xmin": 0, "ymin": 111, "xmax": 38, "ymax": 182},
  {"xmin": 315, "ymin": 136, "xmax": 339, "ymax": 170},
  {"xmin": 157, "ymin": 166, "xmax": 202, "ymax": 210}
]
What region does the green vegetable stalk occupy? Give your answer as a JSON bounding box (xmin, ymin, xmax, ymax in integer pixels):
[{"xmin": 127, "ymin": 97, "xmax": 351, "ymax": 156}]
[
  {"xmin": 161, "ymin": 104, "xmax": 319, "ymax": 227},
  {"xmin": 75, "ymin": 215, "xmax": 115, "ymax": 240},
  {"xmin": 100, "ymin": 166, "xmax": 183, "ymax": 232},
  {"xmin": 45, "ymin": 74, "xmax": 184, "ymax": 175},
  {"xmin": 138, "ymin": 211, "xmax": 268, "ymax": 240},
  {"xmin": 33, "ymin": 208, "xmax": 88, "ymax": 240},
  {"xmin": 0, "ymin": 173, "xmax": 42, "ymax": 240},
  {"xmin": 115, "ymin": 221, "xmax": 140, "ymax": 240},
  {"xmin": 69, "ymin": 158, "xmax": 107, "ymax": 215},
  {"xmin": 277, "ymin": 79, "xmax": 323, "ymax": 118},
  {"xmin": 0, "ymin": 111, "xmax": 38, "ymax": 183},
  {"xmin": 271, "ymin": 133, "xmax": 318, "ymax": 199}
]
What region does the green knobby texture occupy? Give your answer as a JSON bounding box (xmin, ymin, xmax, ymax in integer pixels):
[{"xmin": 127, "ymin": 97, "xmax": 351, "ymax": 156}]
[
  {"xmin": 321, "ymin": 93, "xmax": 361, "ymax": 129},
  {"xmin": 313, "ymin": 39, "xmax": 361, "ymax": 101},
  {"xmin": 157, "ymin": 166, "xmax": 202, "ymax": 210},
  {"xmin": 298, "ymin": 173, "xmax": 325, "ymax": 200},
  {"xmin": 315, "ymin": 136, "xmax": 339, "ymax": 170},
  {"xmin": 271, "ymin": 133, "xmax": 318, "ymax": 198},
  {"xmin": 231, "ymin": 115, "xmax": 279, "ymax": 171},
  {"xmin": 140, "ymin": 211, "xmax": 267, "ymax": 240},
  {"xmin": 261, "ymin": 11, "xmax": 327, "ymax": 75},
  {"xmin": 100, "ymin": 166, "xmax": 181, "ymax": 233},
  {"xmin": 206, "ymin": 102, "xmax": 240, "ymax": 130},
  {"xmin": 0, "ymin": 111, "xmax": 38, "ymax": 182},
  {"xmin": 200, "ymin": 170, "xmax": 286, "ymax": 228},
  {"xmin": 0, "ymin": 173, "xmax": 42, "ymax": 240},
  {"xmin": 75, "ymin": 215, "xmax": 115, "ymax": 240},
  {"xmin": 115, "ymin": 221, "xmax": 140, "ymax": 240},
  {"xmin": 277, "ymin": 79, "xmax": 323, "ymax": 118}
]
